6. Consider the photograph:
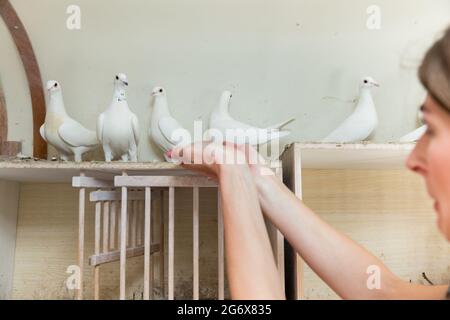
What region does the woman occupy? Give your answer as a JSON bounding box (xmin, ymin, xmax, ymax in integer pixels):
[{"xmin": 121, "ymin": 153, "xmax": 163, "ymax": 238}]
[{"xmin": 167, "ymin": 28, "xmax": 450, "ymax": 300}]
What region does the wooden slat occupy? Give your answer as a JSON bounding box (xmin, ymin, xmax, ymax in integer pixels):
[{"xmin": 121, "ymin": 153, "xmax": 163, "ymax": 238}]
[
  {"xmin": 117, "ymin": 201, "xmax": 121, "ymax": 250},
  {"xmin": 115, "ymin": 176, "xmax": 217, "ymax": 188},
  {"xmin": 90, "ymin": 190, "xmax": 145, "ymax": 202},
  {"xmin": 193, "ymin": 187, "xmax": 199, "ymax": 300},
  {"xmin": 110, "ymin": 201, "xmax": 116, "ymax": 250},
  {"xmin": 168, "ymin": 187, "xmax": 175, "ymax": 300},
  {"xmin": 136, "ymin": 201, "xmax": 141, "ymax": 246},
  {"xmin": 218, "ymin": 189, "xmax": 224, "ymax": 300},
  {"xmin": 144, "ymin": 188, "xmax": 152, "ymax": 300},
  {"xmin": 119, "ymin": 173, "xmax": 128, "ymax": 300},
  {"xmin": 131, "ymin": 201, "xmax": 137, "ymax": 248},
  {"xmin": 280, "ymin": 144, "xmax": 304, "ymax": 300},
  {"xmin": 0, "ymin": 0, "xmax": 47, "ymax": 159},
  {"xmin": 72, "ymin": 177, "xmax": 113, "ymax": 189},
  {"xmin": 94, "ymin": 201, "xmax": 101, "ymax": 300},
  {"xmin": 102, "ymin": 202, "xmax": 109, "ymax": 253},
  {"xmin": 159, "ymin": 190, "xmax": 165, "ymax": 297},
  {"xmin": 89, "ymin": 244, "xmax": 160, "ymax": 267},
  {"xmin": 150, "ymin": 199, "xmax": 154, "ymax": 298},
  {"xmin": 76, "ymin": 171, "xmax": 85, "ymax": 300}
]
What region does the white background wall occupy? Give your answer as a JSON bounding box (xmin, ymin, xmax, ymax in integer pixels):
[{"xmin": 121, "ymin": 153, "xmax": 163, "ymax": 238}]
[{"xmin": 1, "ymin": 0, "xmax": 449, "ymax": 160}]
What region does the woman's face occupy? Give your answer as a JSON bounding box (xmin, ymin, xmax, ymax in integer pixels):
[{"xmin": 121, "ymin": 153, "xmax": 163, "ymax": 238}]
[{"xmin": 407, "ymin": 94, "xmax": 450, "ymax": 241}]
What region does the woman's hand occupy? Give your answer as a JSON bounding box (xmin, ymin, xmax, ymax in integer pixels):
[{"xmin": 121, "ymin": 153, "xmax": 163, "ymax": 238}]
[{"xmin": 166, "ymin": 141, "xmax": 259, "ymax": 180}]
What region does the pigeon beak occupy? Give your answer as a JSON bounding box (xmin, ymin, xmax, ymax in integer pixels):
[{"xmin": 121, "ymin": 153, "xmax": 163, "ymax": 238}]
[
  {"xmin": 372, "ymin": 82, "xmax": 380, "ymax": 87},
  {"xmin": 122, "ymin": 81, "xmax": 129, "ymax": 86}
]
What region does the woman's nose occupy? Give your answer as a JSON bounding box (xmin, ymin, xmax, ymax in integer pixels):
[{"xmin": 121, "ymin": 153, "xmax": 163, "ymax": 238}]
[{"xmin": 406, "ymin": 135, "xmax": 428, "ymax": 176}]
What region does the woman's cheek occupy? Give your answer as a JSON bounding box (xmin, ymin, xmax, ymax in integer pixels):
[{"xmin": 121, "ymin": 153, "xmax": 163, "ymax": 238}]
[{"xmin": 428, "ymin": 135, "xmax": 450, "ymax": 239}]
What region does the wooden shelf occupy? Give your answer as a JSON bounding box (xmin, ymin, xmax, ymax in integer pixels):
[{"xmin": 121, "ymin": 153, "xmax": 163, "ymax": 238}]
[
  {"xmin": 0, "ymin": 143, "xmax": 416, "ymax": 183},
  {"xmin": 288, "ymin": 143, "xmax": 415, "ymax": 170},
  {"xmin": 0, "ymin": 158, "xmax": 195, "ymax": 183}
]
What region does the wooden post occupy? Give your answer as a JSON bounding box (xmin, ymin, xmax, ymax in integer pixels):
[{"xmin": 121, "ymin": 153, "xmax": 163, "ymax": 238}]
[
  {"xmin": 144, "ymin": 187, "xmax": 152, "ymax": 300},
  {"xmin": 119, "ymin": 172, "xmax": 128, "ymax": 300},
  {"xmin": 110, "ymin": 201, "xmax": 116, "ymax": 250},
  {"xmin": 94, "ymin": 200, "xmax": 101, "ymax": 300},
  {"xmin": 218, "ymin": 189, "xmax": 225, "ymax": 300},
  {"xmin": 137, "ymin": 200, "xmax": 143, "ymax": 247},
  {"xmin": 131, "ymin": 200, "xmax": 137, "ymax": 248},
  {"xmin": 280, "ymin": 144, "xmax": 304, "ymax": 300},
  {"xmin": 103, "ymin": 201, "xmax": 109, "ymax": 254},
  {"xmin": 77, "ymin": 171, "xmax": 86, "ymax": 300},
  {"xmin": 193, "ymin": 187, "xmax": 200, "ymax": 300},
  {"xmin": 159, "ymin": 190, "xmax": 165, "ymax": 297},
  {"xmin": 168, "ymin": 187, "xmax": 175, "ymax": 300}
]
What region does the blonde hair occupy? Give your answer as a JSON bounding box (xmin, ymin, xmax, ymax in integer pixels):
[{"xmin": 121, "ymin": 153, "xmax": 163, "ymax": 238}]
[{"xmin": 419, "ymin": 28, "xmax": 450, "ymax": 112}]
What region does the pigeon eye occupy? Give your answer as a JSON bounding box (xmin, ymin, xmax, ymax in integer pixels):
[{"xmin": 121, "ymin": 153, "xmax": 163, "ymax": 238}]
[
  {"xmin": 54, "ymin": 83, "xmax": 58, "ymax": 88},
  {"xmin": 364, "ymin": 80, "xmax": 368, "ymax": 84},
  {"xmin": 160, "ymin": 89, "xmax": 163, "ymax": 93},
  {"xmin": 116, "ymin": 76, "xmax": 119, "ymax": 80}
]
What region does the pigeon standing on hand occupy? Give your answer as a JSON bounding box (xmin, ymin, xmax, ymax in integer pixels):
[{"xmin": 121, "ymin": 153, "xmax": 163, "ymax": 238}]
[
  {"xmin": 97, "ymin": 74, "xmax": 140, "ymax": 162},
  {"xmin": 209, "ymin": 91, "xmax": 295, "ymax": 145},
  {"xmin": 323, "ymin": 77, "xmax": 379, "ymax": 143},
  {"xmin": 40, "ymin": 80, "xmax": 99, "ymax": 162},
  {"xmin": 149, "ymin": 87, "xmax": 190, "ymax": 162}
]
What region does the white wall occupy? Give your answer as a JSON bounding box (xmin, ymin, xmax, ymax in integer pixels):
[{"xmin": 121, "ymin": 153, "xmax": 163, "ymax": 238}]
[
  {"xmin": 1, "ymin": 0, "xmax": 449, "ymax": 160},
  {"xmin": 0, "ymin": 180, "xmax": 19, "ymax": 300}
]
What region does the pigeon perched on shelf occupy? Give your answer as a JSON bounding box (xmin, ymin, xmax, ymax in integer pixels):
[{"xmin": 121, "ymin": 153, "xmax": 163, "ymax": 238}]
[
  {"xmin": 399, "ymin": 125, "xmax": 427, "ymax": 142},
  {"xmin": 149, "ymin": 87, "xmax": 191, "ymax": 162},
  {"xmin": 209, "ymin": 91, "xmax": 295, "ymax": 145},
  {"xmin": 399, "ymin": 108, "xmax": 427, "ymax": 142},
  {"xmin": 97, "ymin": 74, "xmax": 140, "ymax": 162},
  {"xmin": 322, "ymin": 77, "xmax": 379, "ymax": 143},
  {"xmin": 40, "ymin": 80, "xmax": 99, "ymax": 162}
]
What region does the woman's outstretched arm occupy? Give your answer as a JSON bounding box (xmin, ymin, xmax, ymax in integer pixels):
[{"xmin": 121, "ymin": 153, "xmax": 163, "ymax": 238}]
[
  {"xmin": 219, "ymin": 165, "xmax": 285, "ymax": 299},
  {"xmin": 169, "ymin": 143, "xmax": 285, "ymax": 300},
  {"xmin": 252, "ymin": 171, "xmax": 448, "ymax": 300}
]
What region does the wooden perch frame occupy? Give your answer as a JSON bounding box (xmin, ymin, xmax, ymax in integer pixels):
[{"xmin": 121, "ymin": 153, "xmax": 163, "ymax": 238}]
[
  {"xmin": 73, "ymin": 168, "xmax": 285, "ymax": 300},
  {"xmin": 0, "ymin": 0, "xmax": 46, "ymax": 158}
]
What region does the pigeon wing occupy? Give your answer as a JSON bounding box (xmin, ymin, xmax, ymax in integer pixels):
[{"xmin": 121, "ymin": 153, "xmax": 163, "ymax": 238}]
[
  {"xmin": 40, "ymin": 124, "xmax": 47, "ymax": 142},
  {"xmin": 131, "ymin": 113, "xmax": 140, "ymax": 146},
  {"xmin": 158, "ymin": 116, "xmax": 185, "ymax": 147},
  {"xmin": 58, "ymin": 119, "xmax": 98, "ymax": 147}
]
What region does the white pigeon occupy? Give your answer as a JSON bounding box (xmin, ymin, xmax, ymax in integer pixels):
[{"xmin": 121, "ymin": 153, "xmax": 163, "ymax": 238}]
[
  {"xmin": 399, "ymin": 125, "xmax": 427, "ymax": 142},
  {"xmin": 209, "ymin": 91, "xmax": 295, "ymax": 146},
  {"xmin": 399, "ymin": 107, "xmax": 427, "ymax": 142},
  {"xmin": 97, "ymin": 74, "xmax": 140, "ymax": 162},
  {"xmin": 322, "ymin": 77, "xmax": 379, "ymax": 143},
  {"xmin": 40, "ymin": 80, "xmax": 99, "ymax": 162},
  {"xmin": 149, "ymin": 87, "xmax": 191, "ymax": 162}
]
